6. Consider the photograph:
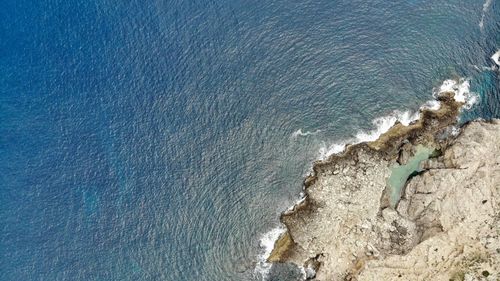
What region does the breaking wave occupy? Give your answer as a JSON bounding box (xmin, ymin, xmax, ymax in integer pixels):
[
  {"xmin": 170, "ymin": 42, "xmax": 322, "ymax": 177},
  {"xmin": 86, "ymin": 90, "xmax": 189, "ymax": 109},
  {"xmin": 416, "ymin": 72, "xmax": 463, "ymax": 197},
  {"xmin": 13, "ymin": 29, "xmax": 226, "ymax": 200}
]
[
  {"xmin": 254, "ymin": 226, "xmax": 286, "ymax": 278},
  {"xmin": 318, "ymin": 78, "xmax": 477, "ymax": 160},
  {"xmin": 317, "ymin": 110, "xmax": 419, "ymax": 159},
  {"xmin": 435, "ymin": 79, "xmax": 478, "ymax": 109},
  {"xmin": 479, "ymin": 0, "xmax": 493, "ymax": 30}
]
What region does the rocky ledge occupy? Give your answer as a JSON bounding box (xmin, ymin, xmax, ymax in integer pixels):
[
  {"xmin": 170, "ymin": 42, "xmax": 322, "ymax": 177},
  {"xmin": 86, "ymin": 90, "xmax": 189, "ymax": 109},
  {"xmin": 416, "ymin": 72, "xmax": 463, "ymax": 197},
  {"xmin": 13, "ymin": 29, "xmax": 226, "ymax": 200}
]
[{"xmin": 268, "ymin": 92, "xmax": 500, "ymax": 281}]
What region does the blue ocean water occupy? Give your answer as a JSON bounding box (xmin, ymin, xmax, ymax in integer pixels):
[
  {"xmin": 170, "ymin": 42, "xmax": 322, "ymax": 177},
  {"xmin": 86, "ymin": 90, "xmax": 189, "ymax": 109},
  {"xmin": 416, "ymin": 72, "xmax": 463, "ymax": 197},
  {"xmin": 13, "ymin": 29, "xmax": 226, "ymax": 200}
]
[{"xmin": 1, "ymin": 0, "xmax": 498, "ymax": 280}]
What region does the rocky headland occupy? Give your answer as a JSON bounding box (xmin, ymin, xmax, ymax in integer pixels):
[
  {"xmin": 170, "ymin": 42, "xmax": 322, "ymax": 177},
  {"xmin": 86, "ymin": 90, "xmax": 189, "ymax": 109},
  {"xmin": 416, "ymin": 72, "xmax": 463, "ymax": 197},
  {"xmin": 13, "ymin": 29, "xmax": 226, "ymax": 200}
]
[{"xmin": 268, "ymin": 91, "xmax": 500, "ymax": 281}]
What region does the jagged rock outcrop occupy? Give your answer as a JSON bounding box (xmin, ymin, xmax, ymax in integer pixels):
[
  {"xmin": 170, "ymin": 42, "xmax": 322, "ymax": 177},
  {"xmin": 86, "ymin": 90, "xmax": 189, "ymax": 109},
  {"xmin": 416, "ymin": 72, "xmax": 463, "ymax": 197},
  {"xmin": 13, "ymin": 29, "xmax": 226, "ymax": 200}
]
[{"xmin": 268, "ymin": 92, "xmax": 500, "ymax": 281}]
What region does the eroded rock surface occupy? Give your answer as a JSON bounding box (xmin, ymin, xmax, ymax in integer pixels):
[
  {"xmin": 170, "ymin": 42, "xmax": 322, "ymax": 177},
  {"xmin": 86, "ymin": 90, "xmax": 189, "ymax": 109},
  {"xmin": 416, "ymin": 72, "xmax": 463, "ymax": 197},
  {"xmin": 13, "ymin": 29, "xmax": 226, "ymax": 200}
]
[
  {"xmin": 268, "ymin": 93, "xmax": 500, "ymax": 280},
  {"xmin": 361, "ymin": 120, "xmax": 500, "ymax": 281}
]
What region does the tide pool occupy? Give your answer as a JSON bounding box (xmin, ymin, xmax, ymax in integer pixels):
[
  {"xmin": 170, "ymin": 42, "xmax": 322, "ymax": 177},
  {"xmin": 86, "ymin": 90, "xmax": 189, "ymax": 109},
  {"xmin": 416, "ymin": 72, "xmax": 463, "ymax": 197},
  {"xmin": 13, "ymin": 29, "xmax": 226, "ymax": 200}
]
[{"xmin": 388, "ymin": 145, "xmax": 435, "ymax": 207}]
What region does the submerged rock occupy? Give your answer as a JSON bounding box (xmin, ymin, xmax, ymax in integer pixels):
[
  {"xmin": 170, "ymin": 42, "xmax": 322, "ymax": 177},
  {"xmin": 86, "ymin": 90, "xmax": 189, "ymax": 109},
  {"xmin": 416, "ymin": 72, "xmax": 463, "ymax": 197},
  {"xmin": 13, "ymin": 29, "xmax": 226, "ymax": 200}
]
[{"xmin": 268, "ymin": 92, "xmax": 500, "ymax": 280}]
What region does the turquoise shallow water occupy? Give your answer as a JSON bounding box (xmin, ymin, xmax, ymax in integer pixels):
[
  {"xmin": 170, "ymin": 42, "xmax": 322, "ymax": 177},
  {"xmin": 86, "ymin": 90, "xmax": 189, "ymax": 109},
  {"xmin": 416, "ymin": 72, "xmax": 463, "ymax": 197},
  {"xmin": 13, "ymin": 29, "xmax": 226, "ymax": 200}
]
[
  {"xmin": 388, "ymin": 145, "xmax": 435, "ymax": 208},
  {"xmin": 1, "ymin": 0, "xmax": 499, "ymax": 280}
]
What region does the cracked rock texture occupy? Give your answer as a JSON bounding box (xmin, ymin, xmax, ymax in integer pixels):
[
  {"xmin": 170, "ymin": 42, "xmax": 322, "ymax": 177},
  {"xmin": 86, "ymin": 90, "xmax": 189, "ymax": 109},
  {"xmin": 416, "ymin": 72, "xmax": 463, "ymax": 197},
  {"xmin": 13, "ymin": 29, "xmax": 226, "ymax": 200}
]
[
  {"xmin": 361, "ymin": 120, "xmax": 500, "ymax": 281},
  {"xmin": 269, "ymin": 102, "xmax": 499, "ymax": 280}
]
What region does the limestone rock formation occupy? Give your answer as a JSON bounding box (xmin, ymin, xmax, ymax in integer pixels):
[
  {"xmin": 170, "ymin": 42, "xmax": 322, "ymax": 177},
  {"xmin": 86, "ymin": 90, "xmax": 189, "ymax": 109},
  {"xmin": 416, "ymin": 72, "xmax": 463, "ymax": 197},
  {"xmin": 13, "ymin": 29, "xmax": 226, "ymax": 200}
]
[
  {"xmin": 360, "ymin": 120, "xmax": 500, "ymax": 281},
  {"xmin": 268, "ymin": 92, "xmax": 500, "ymax": 281}
]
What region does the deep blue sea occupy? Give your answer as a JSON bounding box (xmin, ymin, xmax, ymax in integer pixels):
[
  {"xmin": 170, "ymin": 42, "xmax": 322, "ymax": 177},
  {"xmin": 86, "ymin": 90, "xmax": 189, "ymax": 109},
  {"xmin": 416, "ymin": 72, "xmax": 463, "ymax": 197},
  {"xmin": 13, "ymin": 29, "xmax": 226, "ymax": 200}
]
[{"xmin": 1, "ymin": 0, "xmax": 499, "ymax": 280}]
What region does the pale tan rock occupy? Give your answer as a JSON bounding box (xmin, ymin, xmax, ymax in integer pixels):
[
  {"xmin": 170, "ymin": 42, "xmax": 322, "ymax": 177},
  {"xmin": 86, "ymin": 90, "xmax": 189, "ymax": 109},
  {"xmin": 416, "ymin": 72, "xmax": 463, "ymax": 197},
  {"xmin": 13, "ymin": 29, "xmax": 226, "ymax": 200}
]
[
  {"xmin": 360, "ymin": 120, "xmax": 500, "ymax": 281},
  {"xmin": 269, "ymin": 97, "xmax": 500, "ymax": 280}
]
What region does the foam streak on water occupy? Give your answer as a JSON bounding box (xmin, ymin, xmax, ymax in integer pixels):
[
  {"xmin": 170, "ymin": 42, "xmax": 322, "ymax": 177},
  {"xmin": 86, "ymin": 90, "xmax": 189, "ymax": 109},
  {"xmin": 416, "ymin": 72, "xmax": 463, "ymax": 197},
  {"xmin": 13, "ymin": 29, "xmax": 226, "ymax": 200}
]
[
  {"xmin": 291, "ymin": 129, "xmax": 322, "ymax": 138},
  {"xmin": 479, "ymin": 0, "xmax": 493, "ymax": 30},
  {"xmin": 284, "ymin": 195, "xmax": 306, "ymax": 214}
]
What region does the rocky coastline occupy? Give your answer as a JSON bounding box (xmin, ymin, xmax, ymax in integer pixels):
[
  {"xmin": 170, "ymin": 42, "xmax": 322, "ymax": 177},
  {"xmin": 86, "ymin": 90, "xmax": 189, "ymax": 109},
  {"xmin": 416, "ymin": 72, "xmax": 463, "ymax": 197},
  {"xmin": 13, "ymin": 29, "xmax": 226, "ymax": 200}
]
[{"xmin": 268, "ymin": 91, "xmax": 500, "ymax": 281}]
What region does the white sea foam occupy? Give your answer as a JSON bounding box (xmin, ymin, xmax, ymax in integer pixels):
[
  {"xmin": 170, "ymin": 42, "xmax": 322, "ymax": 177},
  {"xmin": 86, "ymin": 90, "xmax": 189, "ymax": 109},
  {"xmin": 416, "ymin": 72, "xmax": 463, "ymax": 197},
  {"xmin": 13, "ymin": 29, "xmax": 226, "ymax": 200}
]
[
  {"xmin": 318, "ymin": 109, "xmax": 420, "ymax": 160},
  {"xmin": 285, "ymin": 195, "xmax": 307, "ymax": 214},
  {"xmin": 317, "ymin": 78, "xmax": 477, "ymax": 160},
  {"xmin": 436, "ymin": 79, "xmax": 478, "ymax": 109},
  {"xmin": 255, "ymin": 226, "xmax": 286, "ymax": 278},
  {"xmin": 479, "ymin": 0, "xmax": 493, "ymax": 30},
  {"xmin": 470, "ymin": 64, "xmax": 496, "ymax": 71},
  {"xmin": 356, "ymin": 114, "xmax": 403, "ymax": 142},
  {"xmin": 421, "ymin": 100, "xmax": 441, "ymax": 111},
  {"xmin": 292, "ymin": 129, "xmax": 321, "ymax": 138},
  {"xmin": 492, "ymin": 50, "xmax": 500, "ymax": 67}
]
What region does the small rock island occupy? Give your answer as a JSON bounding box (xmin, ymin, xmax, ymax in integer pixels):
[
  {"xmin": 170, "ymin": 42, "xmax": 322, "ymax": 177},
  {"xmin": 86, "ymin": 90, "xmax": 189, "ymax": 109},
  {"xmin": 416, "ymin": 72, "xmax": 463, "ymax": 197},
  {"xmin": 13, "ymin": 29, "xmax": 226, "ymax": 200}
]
[{"xmin": 269, "ymin": 92, "xmax": 500, "ymax": 280}]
